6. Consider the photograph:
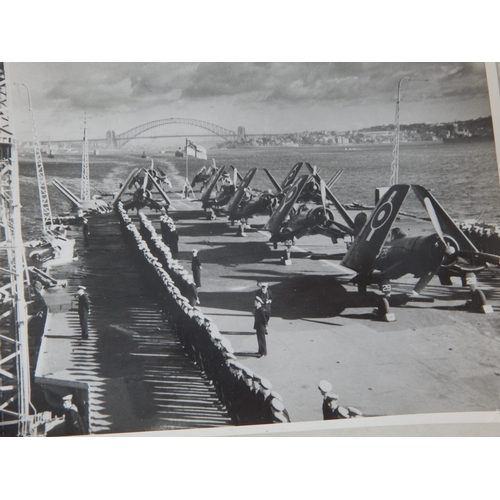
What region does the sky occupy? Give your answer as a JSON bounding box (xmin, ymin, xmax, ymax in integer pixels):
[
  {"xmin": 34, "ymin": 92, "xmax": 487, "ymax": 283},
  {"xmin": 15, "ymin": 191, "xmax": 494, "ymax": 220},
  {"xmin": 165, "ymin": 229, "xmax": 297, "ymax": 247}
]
[{"xmin": 7, "ymin": 62, "xmax": 492, "ymax": 143}]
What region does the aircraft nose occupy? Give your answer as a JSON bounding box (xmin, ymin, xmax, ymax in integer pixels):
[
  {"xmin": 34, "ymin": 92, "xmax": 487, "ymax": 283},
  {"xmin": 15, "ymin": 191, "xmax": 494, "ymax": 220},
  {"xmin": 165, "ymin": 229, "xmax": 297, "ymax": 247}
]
[{"xmin": 314, "ymin": 207, "xmax": 335, "ymax": 229}]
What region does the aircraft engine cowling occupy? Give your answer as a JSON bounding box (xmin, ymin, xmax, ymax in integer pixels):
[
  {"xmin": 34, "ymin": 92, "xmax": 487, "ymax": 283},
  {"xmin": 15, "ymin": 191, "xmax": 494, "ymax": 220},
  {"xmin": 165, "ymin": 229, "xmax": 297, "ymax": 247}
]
[
  {"xmin": 440, "ymin": 235, "xmax": 461, "ymax": 268},
  {"xmin": 307, "ymin": 206, "xmax": 335, "ymax": 231},
  {"xmin": 134, "ymin": 188, "xmax": 152, "ymax": 203}
]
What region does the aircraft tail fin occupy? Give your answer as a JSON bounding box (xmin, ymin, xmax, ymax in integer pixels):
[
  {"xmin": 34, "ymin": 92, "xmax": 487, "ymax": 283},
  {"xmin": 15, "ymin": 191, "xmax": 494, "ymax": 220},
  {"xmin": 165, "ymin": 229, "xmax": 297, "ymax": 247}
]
[
  {"xmin": 264, "ymin": 174, "xmax": 312, "ymax": 236},
  {"xmin": 341, "ymin": 184, "xmax": 410, "ymax": 275},
  {"xmin": 200, "ymin": 166, "xmax": 225, "ymax": 203},
  {"xmin": 280, "ymin": 162, "xmax": 304, "ymax": 191},
  {"xmin": 225, "ymin": 167, "xmax": 257, "ymax": 216},
  {"xmin": 229, "ymin": 165, "xmax": 243, "ymax": 183}
]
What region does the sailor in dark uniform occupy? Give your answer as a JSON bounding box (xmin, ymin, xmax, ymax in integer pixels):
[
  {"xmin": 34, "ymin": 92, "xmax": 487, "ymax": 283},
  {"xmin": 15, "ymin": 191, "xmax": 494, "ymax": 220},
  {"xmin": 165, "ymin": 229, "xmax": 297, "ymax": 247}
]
[
  {"xmin": 318, "ymin": 380, "xmax": 339, "ymax": 420},
  {"xmin": 62, "ymin": 394, "xmax": 85, "ymax": 435},
  {"xmin": 76, "ymin": 285, "xmax": 90, "ymax": 340},
  {"xmin": 169, "ymin": 226, "xmax": 179, "ymax": 257},
  {"xmin": 253, "ymin": 299, "xmax": 269, "ymax": 357},
  {"xmin": 191, "ymin": 249, "xmax": 202, "ymax": 288},
  {"xmin": 255, "ymin": 282, "xmax": 273, "ymax": 329}
]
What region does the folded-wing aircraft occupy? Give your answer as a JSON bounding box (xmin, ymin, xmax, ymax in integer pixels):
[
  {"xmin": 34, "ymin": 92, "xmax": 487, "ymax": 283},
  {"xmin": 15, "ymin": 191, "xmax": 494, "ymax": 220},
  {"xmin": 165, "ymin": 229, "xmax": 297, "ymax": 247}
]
[
  {"xmin": 224, "ymin": 163, "xmax": 306, "ymax": 222},
  {"xmin": 340, "ymin": 184, "xmax": 499, "ymax": 317},
  {"xmin": 200, "ymin": 162, "xmax": 306, "ymax": 223},
  {"xmin": 199, "ymin": 165, "xmax": 235, "ymax": 210},
  {"xmin": 264, "ymin": 170, "xmax": 357, "ymax": 247},
  {"xmin": 112, "ymin": 163, "xmax": 172, "ymax": 212}
]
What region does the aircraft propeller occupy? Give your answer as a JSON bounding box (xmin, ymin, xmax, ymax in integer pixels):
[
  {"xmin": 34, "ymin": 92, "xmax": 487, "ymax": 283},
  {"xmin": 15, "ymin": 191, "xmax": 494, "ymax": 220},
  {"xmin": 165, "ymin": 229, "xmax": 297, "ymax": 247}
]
[{"xmin": 320, "ymin": 179, "xmax": 327, "ymax": 217}]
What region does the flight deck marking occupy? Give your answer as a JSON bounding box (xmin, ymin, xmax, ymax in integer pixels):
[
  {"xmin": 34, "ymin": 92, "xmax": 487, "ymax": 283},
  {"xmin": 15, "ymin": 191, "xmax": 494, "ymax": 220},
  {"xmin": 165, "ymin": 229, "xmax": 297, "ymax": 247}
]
[
  {"xmin": 174, "ymin": 199, "xmax": 197, "ymax": 210},
  {"xmin": 320, "ymin": 260, "xmax": 356, "ymax": 274}
]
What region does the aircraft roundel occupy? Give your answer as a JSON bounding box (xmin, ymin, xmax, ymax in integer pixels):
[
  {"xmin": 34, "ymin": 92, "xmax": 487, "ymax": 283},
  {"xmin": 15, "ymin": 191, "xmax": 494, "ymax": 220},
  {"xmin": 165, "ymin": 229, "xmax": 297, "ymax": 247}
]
[
  {"xmin": 284, "ymin": 164, "xmax": 299, "ymax": 185},
  {"xmin": 284, "ymin": 184, "xmax": 298, "ymax": 204},
  {"xmin": 370, "ymin": 201, "xmax": 393, "ymax": 231}
]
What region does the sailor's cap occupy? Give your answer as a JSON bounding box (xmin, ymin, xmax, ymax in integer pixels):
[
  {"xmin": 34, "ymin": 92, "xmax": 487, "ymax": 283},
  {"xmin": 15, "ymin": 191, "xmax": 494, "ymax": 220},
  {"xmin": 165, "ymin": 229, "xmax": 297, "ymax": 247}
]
[
  {"xmin": 77, "ymin": 285, "xmax": 86, "ymax": 290},
  {"xmin": 241, "ymin": 366, "xmax": 254, "ymax": 378},
  {"xmin": 270, "ymin": 391, "xmax": 283, "ymax": 401},
  {"xmin": 271, "ymin": 398, "xmax": 285, "ymax": 412},
  {"xmin": 209, "ymin": 329, "xmax": 222, "ymax": 340},
  {"xmin": 220, "ymin": 338, "xmax": 234, "ymax": 353},
  {"xmin": 325, "ymin": 392, "xmax": 339, "ymax": 401},
  {"xmin": 318, "ymin": 380, "xmax": 332, "ymax": 393},
  {"xmin": 348, "ymin": 406, "xmax": 364, "ymax": 417},
  {"xmin": 335, "ymin": 406, "xmax": 350, "ymax": 419},
  {"xmin": 259, "ymin": 378, "xmax": 272, "ymax": 390},
  {"xmin": 227, "ymin": 359, "xmax": 245, "ymax": 371},
  {"xmin": 62, "ymin": 394, "xmax": 73, "ymax": 402}
]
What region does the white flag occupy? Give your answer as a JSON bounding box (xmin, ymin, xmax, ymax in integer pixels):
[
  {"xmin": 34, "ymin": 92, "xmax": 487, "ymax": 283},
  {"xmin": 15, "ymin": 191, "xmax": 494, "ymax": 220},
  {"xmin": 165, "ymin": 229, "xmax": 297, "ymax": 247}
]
[{"xmin": 186, "ymin": 141, "xmax": 207, "ymax": 160}]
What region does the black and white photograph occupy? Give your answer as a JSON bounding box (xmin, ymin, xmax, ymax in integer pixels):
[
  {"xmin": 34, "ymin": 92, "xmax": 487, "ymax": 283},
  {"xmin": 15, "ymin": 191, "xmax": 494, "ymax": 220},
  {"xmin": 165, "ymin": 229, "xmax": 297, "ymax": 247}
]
[{"xmin": 2, "ymin": 60, "xmax": 500, "ymax": 440}]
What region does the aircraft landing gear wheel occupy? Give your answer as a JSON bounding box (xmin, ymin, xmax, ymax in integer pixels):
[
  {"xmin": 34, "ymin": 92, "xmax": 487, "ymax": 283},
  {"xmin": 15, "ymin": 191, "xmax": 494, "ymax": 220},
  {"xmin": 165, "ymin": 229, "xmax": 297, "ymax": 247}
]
[
  {"xmin": 375, "ymin": 297, "xmax": 396, "ymax": 322},
  {"xmin": 467, "ymin": 289, "xmax": 493, "ymax": 314}
]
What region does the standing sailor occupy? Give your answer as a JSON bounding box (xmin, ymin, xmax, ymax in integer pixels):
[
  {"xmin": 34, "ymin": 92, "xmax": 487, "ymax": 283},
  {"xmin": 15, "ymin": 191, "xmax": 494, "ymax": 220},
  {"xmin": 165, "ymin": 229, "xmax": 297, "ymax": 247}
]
[
  {"xmin": 62, "ymin": 394, "xmax": 85, "ymax": 435},
  {"xmin": 191, "ymin": 249, "xmax": 202, "ymax": 288},
  {"xmin": 253, "ymin": 299, "xmax": 269, "ymax": 357},
  {"xmin": 255, "ymin": 282, "xmax": 273, "ymax": 328},
  {"xmin": 76, "ymin": 285, "xmax": 90, "ymax": 340}
]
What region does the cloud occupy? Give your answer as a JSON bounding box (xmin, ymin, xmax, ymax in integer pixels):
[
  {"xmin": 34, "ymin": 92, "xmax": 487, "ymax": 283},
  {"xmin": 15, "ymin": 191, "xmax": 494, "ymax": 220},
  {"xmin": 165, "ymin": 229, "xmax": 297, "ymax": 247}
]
[{"xmin": 8, "ymin": 62, "xmax": 491, "ymax": 140}]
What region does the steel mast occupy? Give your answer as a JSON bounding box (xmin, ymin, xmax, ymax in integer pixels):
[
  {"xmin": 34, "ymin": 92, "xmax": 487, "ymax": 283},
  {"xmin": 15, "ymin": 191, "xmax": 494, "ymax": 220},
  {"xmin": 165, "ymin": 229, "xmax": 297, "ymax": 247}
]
[
  {"xmin": 390, "ymin": 76, "xmax": 410, "ymax": 186},
  {"xmin": 80, "ymin": 118, "xmax": 90, "ymax": 201},
  {"xmin": 18, "ymin": 83, "xmax": 54, "ymax": 234},
  {"xmin": 0, "ymin": 62, "xmax": 33, "ymax": 436}
]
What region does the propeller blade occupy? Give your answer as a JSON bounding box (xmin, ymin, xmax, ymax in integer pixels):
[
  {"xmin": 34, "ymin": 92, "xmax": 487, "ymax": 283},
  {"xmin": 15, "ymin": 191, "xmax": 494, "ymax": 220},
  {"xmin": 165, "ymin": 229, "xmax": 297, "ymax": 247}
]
[
  {"xmin": 141, "ymin": 168, "xmax": 149, "ymax": 191},
  {"xmin": 320, "ymin": 179, "xmax": 327, "ymax": 216},
  {"xmin": 424, "ymin": 197, "xmax": 447, "ymax": 246}
]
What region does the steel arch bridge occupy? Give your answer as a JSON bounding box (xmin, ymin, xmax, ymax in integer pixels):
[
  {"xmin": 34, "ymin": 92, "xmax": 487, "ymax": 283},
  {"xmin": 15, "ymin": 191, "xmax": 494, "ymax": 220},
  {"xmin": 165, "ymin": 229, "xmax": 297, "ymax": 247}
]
[{"xmin": 113, "ymin": 118, "xmax": 238, "ymax": 149}]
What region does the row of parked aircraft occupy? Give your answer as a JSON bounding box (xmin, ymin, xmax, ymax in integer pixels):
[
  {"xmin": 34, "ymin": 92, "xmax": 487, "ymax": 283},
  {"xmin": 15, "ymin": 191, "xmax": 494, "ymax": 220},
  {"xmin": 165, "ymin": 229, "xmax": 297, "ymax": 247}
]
[
  {"xmin": 54, "ymin": 158, "xmax": 500, "ymax": 321},
  {"xmin": 203, "ymin": 163, "xmax": 499, "ymax": 314}
]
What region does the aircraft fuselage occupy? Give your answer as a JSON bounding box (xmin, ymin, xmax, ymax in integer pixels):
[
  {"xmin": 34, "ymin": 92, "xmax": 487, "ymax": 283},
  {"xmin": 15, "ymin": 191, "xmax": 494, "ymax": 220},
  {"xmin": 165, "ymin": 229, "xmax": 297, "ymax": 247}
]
[{"xmin": 374, "ymin": 233, "xmax": 445, "ymax": 281}]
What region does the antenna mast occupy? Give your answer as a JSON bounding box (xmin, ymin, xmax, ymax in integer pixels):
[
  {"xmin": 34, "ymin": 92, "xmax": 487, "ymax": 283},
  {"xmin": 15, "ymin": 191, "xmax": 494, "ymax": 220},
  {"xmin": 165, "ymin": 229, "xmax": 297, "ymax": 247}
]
[
  {"xmin": 390, "ymin": 76, "xmax": 410, "ymax": 186},
  {"xmin": 81, "ymin": 118, "xmax": 90, "ymax": 201}
]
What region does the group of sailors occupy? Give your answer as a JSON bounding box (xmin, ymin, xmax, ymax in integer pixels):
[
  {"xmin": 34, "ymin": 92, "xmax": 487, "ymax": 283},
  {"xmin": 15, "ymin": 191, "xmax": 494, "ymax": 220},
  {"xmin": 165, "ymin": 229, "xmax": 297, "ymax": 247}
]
[
  {"xmin": 458, "ymin": 222, "xmax": 500, "ymax": 255},
  {"xmin": 318, "ymin": 380, "xmax": 364, "ymax": 421},
  {"xmin": 116, "ymin": 202, "xmax": 291, "ymax": 425}
]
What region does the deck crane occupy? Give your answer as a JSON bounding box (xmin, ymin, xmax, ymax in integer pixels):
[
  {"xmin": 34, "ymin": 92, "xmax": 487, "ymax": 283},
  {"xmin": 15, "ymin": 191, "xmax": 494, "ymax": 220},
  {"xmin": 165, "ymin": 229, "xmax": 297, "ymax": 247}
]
[
  {"xmin": 0, "ymin": 62, "xmax": 57, "ymax": 436},
  {"xmin": 17, "ymin": 83, "xmax": 75, "ymax": 266},
  {"xmin": 18, "ymin": 83, "xmax": 55, "ymax": 234}
]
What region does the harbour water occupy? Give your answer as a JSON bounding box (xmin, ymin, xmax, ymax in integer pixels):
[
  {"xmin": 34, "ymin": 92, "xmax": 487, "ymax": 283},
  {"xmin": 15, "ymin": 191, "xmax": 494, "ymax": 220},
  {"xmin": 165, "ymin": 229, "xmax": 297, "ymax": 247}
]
[{"xmin": 18, "ymin": 140, "xmax": 500, "ymax": 239}]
